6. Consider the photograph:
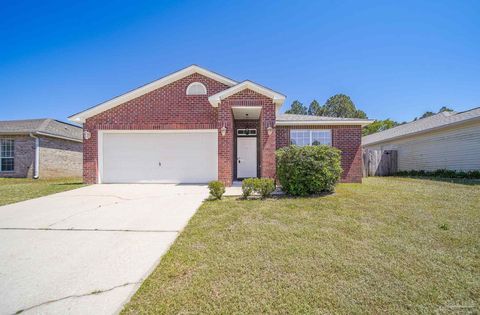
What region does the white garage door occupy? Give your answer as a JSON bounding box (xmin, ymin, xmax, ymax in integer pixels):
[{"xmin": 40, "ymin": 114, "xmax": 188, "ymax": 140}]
[{"xmin": 100, "ymin": 131, "xmax": 218, "ymax": 183}]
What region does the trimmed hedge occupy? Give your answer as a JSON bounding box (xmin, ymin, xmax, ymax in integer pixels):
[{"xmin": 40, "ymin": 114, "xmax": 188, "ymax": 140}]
[
  {"xmin": 241, "ymin": 178, "xmax": 276, "ymax": 199},
  {"xmin": 276, "ymin": 145, "xmax": 342, "ymax": 196},
  {"xmin": 208, "ymin": 180, "xmax": 225, "ymax": 200},
  {"xmin": 241, "ymin": 178, "xmax": 255, "ymax": 199},
  {"xmin": 396, "ymin": 169, "xmax": 480, "ymax": 179}
]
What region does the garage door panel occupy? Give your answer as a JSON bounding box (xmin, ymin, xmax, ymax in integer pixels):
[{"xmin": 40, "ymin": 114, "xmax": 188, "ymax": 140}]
[{"xmin": 101, "ymin": 131, "xmax": 218, "ymax": 183}]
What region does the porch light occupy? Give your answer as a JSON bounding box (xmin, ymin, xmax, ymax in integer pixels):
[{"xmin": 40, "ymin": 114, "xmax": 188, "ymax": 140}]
[
  {"xmin": 220, "ymin": 123, "xmax": 227, "ymax": 136},
  {"xmin": 267, "ymin": 126, "xmax": 274, "ymax": 136},
  {"xmin": 83, "ymin": 130, "xmax": 91, "ymax": 140},
  {"xmin": 265, "ymin": 121, "xmax": 274, "ymax": 136}
]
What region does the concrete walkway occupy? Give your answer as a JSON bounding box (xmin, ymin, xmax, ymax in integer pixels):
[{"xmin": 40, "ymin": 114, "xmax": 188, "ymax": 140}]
[{"xmin": 0, "ymin": 184, "xmax": 209, "ymax": 315}]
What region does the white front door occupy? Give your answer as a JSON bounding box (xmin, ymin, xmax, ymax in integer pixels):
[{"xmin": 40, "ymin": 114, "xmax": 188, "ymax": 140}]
[{"xmin": 237, "ymin": 137, "xmax": 257, "ymax": 178}]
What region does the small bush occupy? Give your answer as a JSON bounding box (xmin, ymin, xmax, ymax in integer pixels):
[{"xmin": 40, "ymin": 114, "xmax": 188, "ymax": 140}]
[
  {"xmin": 396, "ymin": 169, "xmax": 480, "ymax": 179},
  {"xmin": 241, "ymin": 178, "xmax": 256, "ymax": 199},
  {"xmin": 276, "ymin": 145, "xmax": 342, "ymax": 196},
  {"xmin": 208, "ymin": 180, "xmax": 225, "ymax": 200},
  {"xmin": 253, "ymin": 178, "xmax": 276, "ymax": 199}
]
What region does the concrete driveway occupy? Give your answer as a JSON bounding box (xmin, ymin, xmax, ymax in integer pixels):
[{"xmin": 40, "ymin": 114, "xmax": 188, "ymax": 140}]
[{"xmin": 0, "ymin": 184, "xmax": 209, "ymax": 315}]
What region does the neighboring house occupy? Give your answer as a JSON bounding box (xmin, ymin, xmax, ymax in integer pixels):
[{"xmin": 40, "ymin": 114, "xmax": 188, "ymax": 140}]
[
  {"xmin": 0, "ymin": 119, "xmax": 83, "ymax": 178},
  {"xmin": 362, "ymin": 107, "xmax": 480, "ymax": 171},
  {"xmin": 69, "ymin": 65, "xmax": 372, "ymax": 185}
]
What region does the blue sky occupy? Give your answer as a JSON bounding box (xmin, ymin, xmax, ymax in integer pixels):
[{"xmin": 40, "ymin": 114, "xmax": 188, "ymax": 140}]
[{"xmin": 1, "ymin": 0, "xmax": 479, "ymax": 123}]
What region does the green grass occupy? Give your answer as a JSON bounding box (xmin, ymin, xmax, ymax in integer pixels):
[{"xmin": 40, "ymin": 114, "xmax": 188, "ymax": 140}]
[
  {"xmin": 0, "ymin": 177, "xmax": 84, "ymax": 206},
  {"xmin": 123, "ymin": 177, "xmax": 480, "ymax": 314}
]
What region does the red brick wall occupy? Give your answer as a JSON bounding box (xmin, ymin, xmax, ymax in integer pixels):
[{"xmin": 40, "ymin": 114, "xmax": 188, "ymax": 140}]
[
  {"xmin": 82, "ymin": 73, "xmax": 230, "ymax": 184},
  {"xmin": 276, "ymin": 125, "xmax": 363, "ymax": 183},
  {"xmin": 217, "ymin": 89, "xmax": 276, "ymax": 185}
]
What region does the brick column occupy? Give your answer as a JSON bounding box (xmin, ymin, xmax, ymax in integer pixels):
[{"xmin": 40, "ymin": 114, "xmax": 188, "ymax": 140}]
[
  {"xmin": 260, "ymin": 102, "xmax": 276, "ymax": 179},
  {"xmin": 333, "ymin": 126, "xmax": 363, "ymax": 183},
  {"xmin": 218, "ymin": 104, "xmax": 234, "ymax": 186}
]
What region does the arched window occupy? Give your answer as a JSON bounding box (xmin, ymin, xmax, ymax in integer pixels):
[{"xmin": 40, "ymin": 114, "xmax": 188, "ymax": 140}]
[{"xmin": 186, "ymin": 82, "xmax": 207, "ymax": 95}]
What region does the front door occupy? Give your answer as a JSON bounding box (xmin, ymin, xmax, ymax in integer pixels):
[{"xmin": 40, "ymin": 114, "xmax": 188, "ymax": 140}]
[{"xmin": 237, "ymin": 137, "xmax": 257, "ymax": 178}]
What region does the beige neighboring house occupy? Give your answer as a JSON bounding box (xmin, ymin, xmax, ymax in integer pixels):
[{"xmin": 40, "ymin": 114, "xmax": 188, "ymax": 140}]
[
  {"xmin": 362, "ymin": 107, "xmax": 480, "ymax": 172},
  {"xmin": 0, "ymin": 119, "xmax": 83, "ymax": 178}
]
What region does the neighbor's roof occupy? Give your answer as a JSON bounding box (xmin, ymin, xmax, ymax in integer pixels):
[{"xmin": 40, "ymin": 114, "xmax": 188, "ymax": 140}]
[
  {"xmin": 276, "ymin": 114, "xmax": 374, "ymax": 126},
  {"xmin": 0, "ymin": 119, "xmax": 82, "ymax": 142},
  {"xmin": 362, "ymin": 107, "xmax": 480, "ymax": 146}
]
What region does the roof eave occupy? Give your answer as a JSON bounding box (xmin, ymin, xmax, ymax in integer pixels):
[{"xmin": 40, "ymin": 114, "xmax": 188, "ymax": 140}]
[
  {"xmin": 69, "ymin": 65, "xmax": 238, "ymax": 123},
  {"xmin": 208, "ymin": 81, "xmax": 286, "ymax": 108},
  {"xmin": 276, "ymin": 120, "xmax": 374, "ymax": 127},
  {"xmin": 0, "ymin": 131, "xmax": 82, "ymax": 142},
  {"xmin": 362, "ymin": 115, "xmax": 480, "ymax": 146}
]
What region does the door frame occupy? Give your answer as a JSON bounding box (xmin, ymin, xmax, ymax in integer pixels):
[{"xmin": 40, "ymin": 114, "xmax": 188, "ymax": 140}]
[
  {"xmin": 234, "ymin": 130, "xmax": 259, "ymax": 180},
  {"xmin": 97, "ymin": 129, "xmax": 218, "ymax": 184}
]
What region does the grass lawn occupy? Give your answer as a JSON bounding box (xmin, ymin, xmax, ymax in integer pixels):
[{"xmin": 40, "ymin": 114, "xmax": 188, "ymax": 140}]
[
  {"xmin": 0, "ymin": 177, "xmax": 84, "ymax": 206},
  {"xmin": 123, "ymin": 177, "xmax": 480, "ymax": 314}
]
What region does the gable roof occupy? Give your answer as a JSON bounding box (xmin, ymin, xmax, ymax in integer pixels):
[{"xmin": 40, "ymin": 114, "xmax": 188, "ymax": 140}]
[
  {"xmin": 208, "ymin": 80, "xmax": 286, "ymax": 107},
  {"xmin": 362, "ymin": 107, "xmax": 480, "ymax": 146},
  {"xmin": 0, "ymin": 119, "xmax": 82, "ymax": 142},
  {"xmin": 69, "ymin": 65, "xmax": 238, "ymax": 123},
  {"xmin": 276, "ymin": 114, "xmax": 374, "ymax": 126}
]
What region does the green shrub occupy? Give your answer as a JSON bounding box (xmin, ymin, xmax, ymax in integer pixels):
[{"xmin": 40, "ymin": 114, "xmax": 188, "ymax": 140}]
[
  {"xmin": 208, "ymin": 180, "xmax": 225, "ymax": 200},
  {"xmin": 276, "ymin": 145, "xmax": 342, "ymax": 196},
  {"xmin": 396, "ymin": 169, "xmax": 480, "ymax": 179},
  {"xmin": 241, "ymin": 178, "xmax": 256, "ymax": 199},
  {"xmin": 253, "ymin": 178, "xmax": 275, "ymax": 199}
]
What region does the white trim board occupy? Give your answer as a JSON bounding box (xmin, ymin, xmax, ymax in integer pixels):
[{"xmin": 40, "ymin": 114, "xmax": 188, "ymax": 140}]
[
  {"xmin": 208, "ymin": 81, "xmax": 286, "ymax": 108},
  {"xmin": 69, "ymin": 65, "xmax": 237, "ymax": 123},
  {"xmin": 276, "ymin": 120, "xmax": 373, "ymax": 127}
]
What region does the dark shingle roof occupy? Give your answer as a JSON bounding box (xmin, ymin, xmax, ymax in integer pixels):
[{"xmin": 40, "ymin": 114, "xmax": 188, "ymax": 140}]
[
  {"xmin": 362, "ymin": 107, "xmax": 480, "ymax": 146},
  {"xmin": 0, "ymin": 119, "xmax": 82, "ymax": 141}
]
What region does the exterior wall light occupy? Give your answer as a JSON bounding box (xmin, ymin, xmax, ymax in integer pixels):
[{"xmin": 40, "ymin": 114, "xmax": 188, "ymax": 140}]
[
  {"xmin": 267, "ymin": 126, "xmax": 274, "ymax": 136},
  {"xmin": 220, "ymin": 123, "xmax": 227, "ymax": 136},
  {"xmin": 83, "ymin": 130, "xmax": 91, "ymax": 140}
]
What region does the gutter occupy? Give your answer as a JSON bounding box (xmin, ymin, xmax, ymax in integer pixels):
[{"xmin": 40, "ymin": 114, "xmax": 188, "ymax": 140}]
[
  {"xmin": 276, "ymin": 120, "xmax": 374, "ymax": 127},
  {"xmin": 29, "ymin": 133, "xmax": 40, "ymax": 179}
]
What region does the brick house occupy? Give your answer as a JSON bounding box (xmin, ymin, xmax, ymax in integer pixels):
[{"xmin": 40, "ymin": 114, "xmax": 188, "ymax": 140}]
[
  {"xmin": 69, "ymin": 65, "xmax": 372, "ymax": 185},
  {"xmin": 0, "ymin": 119, "xmax": 83, "ymax": 178}
]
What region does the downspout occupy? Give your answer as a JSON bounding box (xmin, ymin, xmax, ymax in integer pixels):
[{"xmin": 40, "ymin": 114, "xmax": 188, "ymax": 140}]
[{"xmin": 29, "ymin": 133, "xmax": 40, "ymax": 179}]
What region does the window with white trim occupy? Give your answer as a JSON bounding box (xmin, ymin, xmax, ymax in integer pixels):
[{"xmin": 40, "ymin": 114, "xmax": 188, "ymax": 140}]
[
  {"xmin": 0, "ymin": 139, "xmax": 14, "ymax": 172},
  {"xmin": 186, "ymin": 82, "xmax": 207, "ymax": 95},
  {"xmin": 290, "ymin": 129, "xmax": 332, "ymax": 146}
]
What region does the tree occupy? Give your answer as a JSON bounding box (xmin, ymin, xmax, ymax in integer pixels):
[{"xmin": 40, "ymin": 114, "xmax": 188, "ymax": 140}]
[
  {"xmin": 308, "ymin": 100, "xmax": 323, "ymax": 116},
  {"xmin": 439, "ymin": 106, "xmax": 453, "ymax": 113},
  {"xmin": 285, "ymin": 100, "xmax": 307, "ymax": 115},
  {"xmin": 321, "ymin": 94, "xmax": 367, "ymax": 118},
  {"xmin": 415, "ymin": 106, "xmax": 454, "ymax": 121},
  {"xmin": 418, "ymin": 111, "xmax": 435, "ymax": 120},
  {"xmin": 362, "ymin": 119, "xmax": 399, "ymax": 136}
]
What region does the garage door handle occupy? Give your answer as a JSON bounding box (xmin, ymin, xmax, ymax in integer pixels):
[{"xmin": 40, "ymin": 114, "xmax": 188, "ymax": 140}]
[{"xmin": 158, "ymin": 162, "xmax": 161, "ymax": 167}]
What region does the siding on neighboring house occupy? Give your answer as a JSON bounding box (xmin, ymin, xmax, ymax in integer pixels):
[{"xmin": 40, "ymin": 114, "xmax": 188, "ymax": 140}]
[
  {"xmin": 0, "ymin": 135, "xmax": 82, "ymax": 179},
  {"xmin": 0, "ymin": 135, "xmax": 35, "ymax": 178},
  {"xmin": 39, "ymin": 136, "xmax": 83, "ymax": 178},
  {"xmin": 364, "ymin": 120, "xmax": 480, "ymax": 171}
]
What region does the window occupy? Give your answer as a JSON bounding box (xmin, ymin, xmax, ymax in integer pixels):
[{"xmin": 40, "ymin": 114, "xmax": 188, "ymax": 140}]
[
  {"xmin": 0, "ymin": 139, "xmax": 14, "ymax": 172},
  {"xmin": 186, "ymin": 82, "xmax": 207, "ymax": 95},
  {"xmin": 237, "ymin": 129, "xmax": 257, "ymax": 136},
  {"xmin": 290, "ymin": 130, "xmax": 331, "ymax": 146}
]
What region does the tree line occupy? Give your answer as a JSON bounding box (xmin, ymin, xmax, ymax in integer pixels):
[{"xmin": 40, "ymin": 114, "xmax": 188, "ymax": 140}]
[{"xmin": 283, "ymin": 93, "xmax": 454, "ymax": 136}]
